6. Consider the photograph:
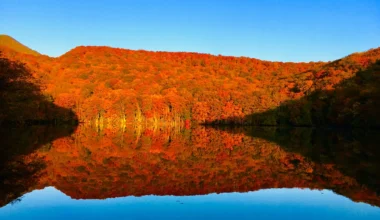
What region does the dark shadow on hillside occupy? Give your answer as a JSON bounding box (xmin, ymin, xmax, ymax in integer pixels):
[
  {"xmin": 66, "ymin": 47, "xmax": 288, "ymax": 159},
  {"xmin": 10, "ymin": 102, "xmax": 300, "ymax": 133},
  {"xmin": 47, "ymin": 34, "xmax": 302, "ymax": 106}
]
[
  {"xmin": 0, "ymin": 53, "xmax": 78, "ymax": 207},
  {"xmin": 211, "ymin": 60, "xmax": 380, "ymax": 128},
  {"xmin": 0, "ymin": 52, "xmax": 78, "ymax": 124}
]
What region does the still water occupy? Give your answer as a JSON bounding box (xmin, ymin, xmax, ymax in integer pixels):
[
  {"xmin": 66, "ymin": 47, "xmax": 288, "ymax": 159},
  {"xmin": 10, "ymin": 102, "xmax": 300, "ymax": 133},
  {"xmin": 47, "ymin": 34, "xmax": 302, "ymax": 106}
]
[{"xmin": 0, "ymin": 125, "xmax": 379, "ymax": 219}]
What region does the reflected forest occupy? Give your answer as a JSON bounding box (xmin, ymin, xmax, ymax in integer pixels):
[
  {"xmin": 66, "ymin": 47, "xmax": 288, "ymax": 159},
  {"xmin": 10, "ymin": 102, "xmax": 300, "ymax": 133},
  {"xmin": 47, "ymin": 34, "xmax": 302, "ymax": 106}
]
[{"xmin": 0, "ymin": 35, "xmax": 379, "ymax": 209}]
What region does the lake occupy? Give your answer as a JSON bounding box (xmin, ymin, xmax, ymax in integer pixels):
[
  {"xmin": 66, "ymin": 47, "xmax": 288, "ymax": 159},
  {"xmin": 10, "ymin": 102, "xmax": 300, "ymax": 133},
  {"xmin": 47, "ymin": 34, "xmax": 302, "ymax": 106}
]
[{"xmin": 0, "ymin": 125, "xmax": 379, "ymax": 219}]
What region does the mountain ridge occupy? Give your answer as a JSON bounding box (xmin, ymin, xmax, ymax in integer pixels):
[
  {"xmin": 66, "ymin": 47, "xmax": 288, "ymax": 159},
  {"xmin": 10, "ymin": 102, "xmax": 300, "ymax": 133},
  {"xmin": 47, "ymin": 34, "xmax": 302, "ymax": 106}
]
[
  {"xmin": 60, "ymin": 45, "xmax": 328, "ymax": 64},
  {"xmin": 0, "ymin": 34, "xmax": 40, "ymax": 56},
  {"xmin": 1, "ymin": 34, "xmax": 379, "ymax": 63}
]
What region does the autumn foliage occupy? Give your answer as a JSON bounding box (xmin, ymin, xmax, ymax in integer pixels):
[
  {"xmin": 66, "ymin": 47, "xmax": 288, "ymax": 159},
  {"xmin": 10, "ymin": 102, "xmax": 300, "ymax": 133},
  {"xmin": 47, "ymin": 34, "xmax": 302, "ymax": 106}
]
[{"xmin": 1, "ymin": 38, "xmax": 380, "ymax": 127}]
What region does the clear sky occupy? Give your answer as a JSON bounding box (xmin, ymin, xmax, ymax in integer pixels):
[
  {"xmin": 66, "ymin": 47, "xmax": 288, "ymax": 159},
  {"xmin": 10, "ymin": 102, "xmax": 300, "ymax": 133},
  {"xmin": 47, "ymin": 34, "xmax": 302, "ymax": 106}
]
[{"xmin": 0, "ymin": 0, "xmax": 379, "ymax": 61}]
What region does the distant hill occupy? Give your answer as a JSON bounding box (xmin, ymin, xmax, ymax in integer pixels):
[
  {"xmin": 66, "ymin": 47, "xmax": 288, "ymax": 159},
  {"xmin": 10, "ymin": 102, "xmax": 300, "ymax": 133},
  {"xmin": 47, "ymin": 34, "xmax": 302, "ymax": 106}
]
[
  {"xmin": 0, "ymin": 34, "xmax": 40, "ymax": 56},
  {"xmin": 0, "ymin": 35, "xmax": 379, "ymax": 127}
]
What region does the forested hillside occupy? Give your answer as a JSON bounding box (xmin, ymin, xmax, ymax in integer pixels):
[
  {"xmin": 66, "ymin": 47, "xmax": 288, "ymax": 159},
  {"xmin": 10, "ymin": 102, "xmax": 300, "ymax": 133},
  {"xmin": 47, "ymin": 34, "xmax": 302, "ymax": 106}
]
[{"xmin": 1, "ymin": 37, "xmax": 379, "ymax": 128}]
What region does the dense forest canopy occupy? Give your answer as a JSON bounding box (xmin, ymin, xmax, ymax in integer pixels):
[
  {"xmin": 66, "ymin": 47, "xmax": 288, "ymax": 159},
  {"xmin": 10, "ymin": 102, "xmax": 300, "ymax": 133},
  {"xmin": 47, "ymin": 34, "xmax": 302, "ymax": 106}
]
[{"xmin": 0, "ymin": 36, "xmax": 379, "ymax": 128}]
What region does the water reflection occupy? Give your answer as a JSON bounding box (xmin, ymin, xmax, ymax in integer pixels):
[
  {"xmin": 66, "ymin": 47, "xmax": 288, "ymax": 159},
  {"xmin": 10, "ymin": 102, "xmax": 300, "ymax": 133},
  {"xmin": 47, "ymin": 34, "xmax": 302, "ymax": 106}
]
[
  {"xmin": 0, "ymin": 125, "xmax": 379, "ymax": 216},
  {"xmin": 1, "ymin": 187, "xmax": 379, "ymax": 220},
  {"xmin": 239, "ymin": 127, "xmax": 380, "ymax": 196},
  {"xmin": 0, "ymin": 125, "xmax": 76, "ymax": 207}
]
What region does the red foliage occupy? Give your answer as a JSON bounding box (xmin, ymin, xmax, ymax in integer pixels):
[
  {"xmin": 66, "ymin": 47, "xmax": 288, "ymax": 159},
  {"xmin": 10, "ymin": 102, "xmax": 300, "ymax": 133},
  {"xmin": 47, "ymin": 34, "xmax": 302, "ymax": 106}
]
[{"xmin": 1, "ymin": 45, "xmax": 380, "ymax": 126}]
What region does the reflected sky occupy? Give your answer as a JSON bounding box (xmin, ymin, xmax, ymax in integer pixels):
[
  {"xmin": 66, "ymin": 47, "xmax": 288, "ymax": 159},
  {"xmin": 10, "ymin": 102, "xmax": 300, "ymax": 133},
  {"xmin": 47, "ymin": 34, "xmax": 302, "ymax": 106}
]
[{"xmin": 1, "ymin": 187, "xmax": 379, "ymax": 220}]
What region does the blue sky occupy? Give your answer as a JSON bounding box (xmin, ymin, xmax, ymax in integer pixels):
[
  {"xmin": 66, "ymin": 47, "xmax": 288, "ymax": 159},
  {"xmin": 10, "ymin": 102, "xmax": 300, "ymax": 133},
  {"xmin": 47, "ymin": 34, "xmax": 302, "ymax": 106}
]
[{"xmin": 0, "ymin": 0, "xmax": 379, "ymax": 61}]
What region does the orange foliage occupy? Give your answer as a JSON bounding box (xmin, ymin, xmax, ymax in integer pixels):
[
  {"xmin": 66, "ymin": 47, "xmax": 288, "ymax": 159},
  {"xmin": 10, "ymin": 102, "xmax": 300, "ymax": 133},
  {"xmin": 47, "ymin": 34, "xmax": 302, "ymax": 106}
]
[{"xmin": 1, "ymin": 45, "xmax": 380, "ymax": 127}]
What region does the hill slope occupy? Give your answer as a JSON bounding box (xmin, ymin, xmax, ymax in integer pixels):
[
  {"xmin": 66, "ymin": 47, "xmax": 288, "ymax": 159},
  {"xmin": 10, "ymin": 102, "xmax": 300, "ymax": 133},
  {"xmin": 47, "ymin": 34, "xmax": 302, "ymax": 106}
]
[
  {"xmin": 0, "ymin": 35, "xmax": 40, "ymax": 56},
  {"xmin": 0, "ymin": 36, "xmax": 379, "ymax": 128}
]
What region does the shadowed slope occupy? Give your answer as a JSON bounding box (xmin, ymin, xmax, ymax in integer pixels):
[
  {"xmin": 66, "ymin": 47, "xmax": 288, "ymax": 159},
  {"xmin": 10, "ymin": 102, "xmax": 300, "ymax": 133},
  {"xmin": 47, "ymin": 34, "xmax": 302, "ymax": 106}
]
[
  {"xmin": 0, "ymin": 52, "xmax": 78, "ymax": 124},
  {"xmin": 210, "ymin": 52, "xmax": 380, "ymax": 128}
]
